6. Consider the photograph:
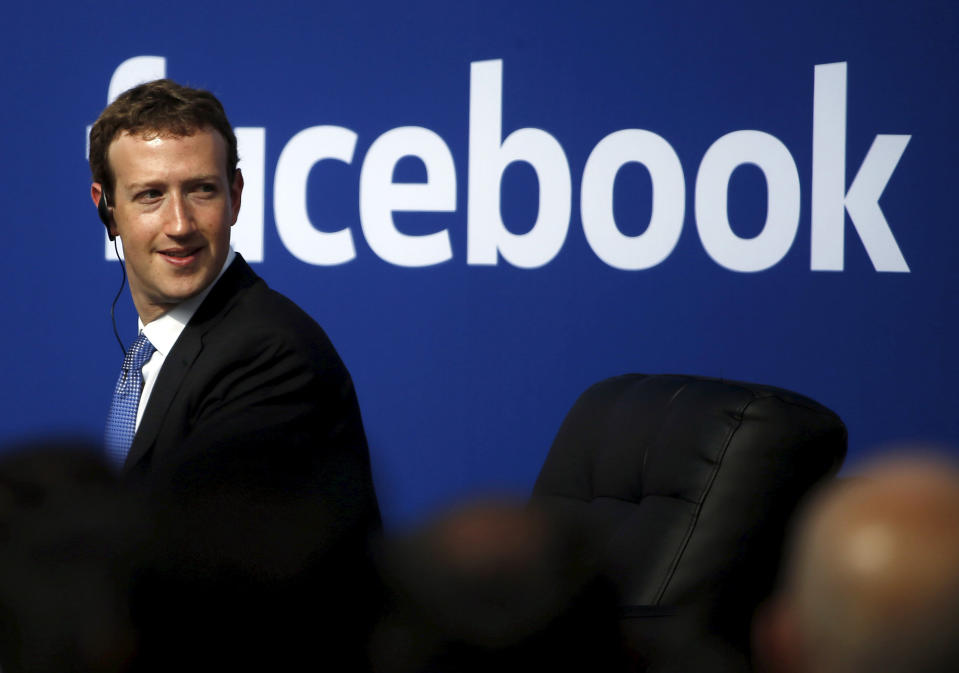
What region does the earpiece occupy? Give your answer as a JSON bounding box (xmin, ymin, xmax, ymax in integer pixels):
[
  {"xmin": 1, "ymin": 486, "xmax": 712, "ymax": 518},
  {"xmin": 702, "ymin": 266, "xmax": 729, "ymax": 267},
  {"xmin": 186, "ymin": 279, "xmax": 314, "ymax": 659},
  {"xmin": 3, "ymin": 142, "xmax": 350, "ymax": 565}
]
[
  {"xmin": 102, "ymin": 189, "xmax": 127, "ymax": 357},
  {"xmin": 98, "ymin": 191, "xmax": 115, "ymax": 240}
]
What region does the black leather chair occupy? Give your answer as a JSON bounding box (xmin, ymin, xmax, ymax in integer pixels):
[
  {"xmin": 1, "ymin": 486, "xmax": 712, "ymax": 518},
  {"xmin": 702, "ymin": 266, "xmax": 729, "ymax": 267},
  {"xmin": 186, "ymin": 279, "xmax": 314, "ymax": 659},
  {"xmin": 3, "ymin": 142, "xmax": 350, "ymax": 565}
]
[{"xmin": 531, "ymin": 374, "xmax": 847, "ymax": 672}]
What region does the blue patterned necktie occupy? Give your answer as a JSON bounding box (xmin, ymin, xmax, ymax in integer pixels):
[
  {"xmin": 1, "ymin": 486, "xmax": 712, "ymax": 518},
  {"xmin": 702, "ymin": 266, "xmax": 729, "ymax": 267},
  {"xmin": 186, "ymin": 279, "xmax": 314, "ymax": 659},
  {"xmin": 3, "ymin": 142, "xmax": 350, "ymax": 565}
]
[{"xmin": 105, "ymin": 332, "xmax": 156, "ymax": 468}]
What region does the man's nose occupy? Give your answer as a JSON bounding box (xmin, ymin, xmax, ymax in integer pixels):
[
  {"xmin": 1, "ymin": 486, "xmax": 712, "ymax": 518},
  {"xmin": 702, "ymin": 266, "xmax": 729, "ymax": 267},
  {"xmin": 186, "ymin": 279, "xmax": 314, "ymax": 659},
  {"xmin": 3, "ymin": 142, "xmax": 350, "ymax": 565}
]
[{"xmin": 164, "ymin": 193, "xmax": 196, "ymax": 237}]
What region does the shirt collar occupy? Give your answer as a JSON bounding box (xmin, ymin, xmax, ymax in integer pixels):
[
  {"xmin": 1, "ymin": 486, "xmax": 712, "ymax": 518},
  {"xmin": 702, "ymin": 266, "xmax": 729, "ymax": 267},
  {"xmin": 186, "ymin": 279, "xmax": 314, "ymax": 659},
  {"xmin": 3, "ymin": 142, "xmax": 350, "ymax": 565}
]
[{"xmin": 138, "ymin": 248, "xmax": 236, "ymax": 356}]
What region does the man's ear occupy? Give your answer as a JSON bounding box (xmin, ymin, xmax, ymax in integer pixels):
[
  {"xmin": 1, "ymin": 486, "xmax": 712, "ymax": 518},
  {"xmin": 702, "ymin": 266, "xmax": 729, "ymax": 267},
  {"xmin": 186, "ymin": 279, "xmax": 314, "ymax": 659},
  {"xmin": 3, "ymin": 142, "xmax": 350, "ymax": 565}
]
[
  {"xmin": 91, "ymin": 182, "xmax": 117, "ymax": 239},
  {"xmin": 229, "ymin": 168, "xmax": 244, "ymax": 226},
  {"xmin": 90, "ymin": 182, "xmax": 104, "ymax": 210}
]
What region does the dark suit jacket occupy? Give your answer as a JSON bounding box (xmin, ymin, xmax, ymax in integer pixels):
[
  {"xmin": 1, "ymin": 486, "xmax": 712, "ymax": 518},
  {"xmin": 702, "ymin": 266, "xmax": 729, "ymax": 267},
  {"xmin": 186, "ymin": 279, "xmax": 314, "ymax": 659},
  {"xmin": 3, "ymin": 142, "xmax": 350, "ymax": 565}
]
[
  {"xmin": 122, "ymin": 258, "xmax": 381, "ymax": 669},
  {"xmin": 124, "ymin": 254, "xmax": 380, "ymax": 526}
]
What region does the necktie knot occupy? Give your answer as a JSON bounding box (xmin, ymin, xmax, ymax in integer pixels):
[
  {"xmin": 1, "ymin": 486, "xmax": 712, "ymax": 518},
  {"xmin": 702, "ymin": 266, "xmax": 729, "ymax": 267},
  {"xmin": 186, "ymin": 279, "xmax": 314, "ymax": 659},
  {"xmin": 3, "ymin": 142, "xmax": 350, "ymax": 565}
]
[
  {"xmin": 123, "ymin": 332, "xmax": 156, "ymax": 374},
  {"xmin": 105, "ymin": 332, "xmax": 156, "ymax": 468}
]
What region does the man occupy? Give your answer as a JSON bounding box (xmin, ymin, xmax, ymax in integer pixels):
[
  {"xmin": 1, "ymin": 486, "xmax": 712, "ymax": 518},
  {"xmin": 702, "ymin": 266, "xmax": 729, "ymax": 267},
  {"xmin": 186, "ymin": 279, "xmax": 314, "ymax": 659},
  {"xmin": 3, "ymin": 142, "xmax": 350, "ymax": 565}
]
[
  {"xmin": 88, "ymin": 80, "xmax": 381, "ymax": 667},
  {"xmin": 753, "ymin": 453, "xmax": 959, "ymax": 673},
  {"xmin": 89, "ymin": 77, "xmax": 377, "ymax": 504}
]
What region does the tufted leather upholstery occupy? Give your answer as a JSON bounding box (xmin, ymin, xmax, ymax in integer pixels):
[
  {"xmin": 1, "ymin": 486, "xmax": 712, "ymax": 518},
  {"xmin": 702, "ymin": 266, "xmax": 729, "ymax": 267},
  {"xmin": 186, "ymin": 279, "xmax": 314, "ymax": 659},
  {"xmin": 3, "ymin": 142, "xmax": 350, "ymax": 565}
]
[{"xmin": 532, "ymin": 374, "xmax": 846, "ymax": 669}]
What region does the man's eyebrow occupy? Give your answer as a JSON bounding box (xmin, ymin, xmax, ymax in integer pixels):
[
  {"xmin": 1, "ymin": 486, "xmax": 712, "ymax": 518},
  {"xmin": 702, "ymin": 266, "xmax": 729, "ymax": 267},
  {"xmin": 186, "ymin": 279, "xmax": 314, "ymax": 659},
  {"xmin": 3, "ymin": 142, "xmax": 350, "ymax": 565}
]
[
  {"xmin": 122, "ymin": 180, "xmax": 165, "ymax": 193},
  {"xmin": 123, "ymin": 175, "xmax": 222, "ymax": 191}
]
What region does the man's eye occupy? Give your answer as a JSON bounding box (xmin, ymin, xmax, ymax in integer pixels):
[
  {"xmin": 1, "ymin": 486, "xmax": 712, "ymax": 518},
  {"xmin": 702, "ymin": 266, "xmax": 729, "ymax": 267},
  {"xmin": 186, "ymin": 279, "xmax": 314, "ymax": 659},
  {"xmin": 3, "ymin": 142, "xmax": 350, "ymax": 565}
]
[{"xmin": 138, "ymin": 190, "xmax": 162, "ymax": 201}]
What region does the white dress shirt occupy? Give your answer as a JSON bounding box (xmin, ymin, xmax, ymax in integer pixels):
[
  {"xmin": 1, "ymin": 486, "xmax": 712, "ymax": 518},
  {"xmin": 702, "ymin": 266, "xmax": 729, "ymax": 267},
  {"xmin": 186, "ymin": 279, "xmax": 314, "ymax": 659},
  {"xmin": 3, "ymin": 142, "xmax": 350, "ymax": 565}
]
[{"xmin": 134, "ymin": 248, "xmax": 236, "ymax": 430}]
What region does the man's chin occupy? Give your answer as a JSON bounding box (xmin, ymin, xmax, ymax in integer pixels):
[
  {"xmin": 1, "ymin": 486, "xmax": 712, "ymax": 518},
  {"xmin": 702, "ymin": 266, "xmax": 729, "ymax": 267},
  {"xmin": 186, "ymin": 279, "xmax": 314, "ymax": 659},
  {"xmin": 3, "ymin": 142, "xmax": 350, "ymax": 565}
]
[{"xmin": 149, "ymin": 281, "xmax": 212, "ymax": 311}]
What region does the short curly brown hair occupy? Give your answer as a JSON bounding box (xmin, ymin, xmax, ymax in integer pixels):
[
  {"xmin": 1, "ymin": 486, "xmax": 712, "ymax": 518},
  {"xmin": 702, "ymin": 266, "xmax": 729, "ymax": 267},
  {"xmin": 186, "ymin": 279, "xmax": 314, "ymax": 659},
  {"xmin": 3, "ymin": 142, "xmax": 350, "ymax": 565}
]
[{"xmin": 89, "ymin": 79, "xmax": 238, "ymax": 199}]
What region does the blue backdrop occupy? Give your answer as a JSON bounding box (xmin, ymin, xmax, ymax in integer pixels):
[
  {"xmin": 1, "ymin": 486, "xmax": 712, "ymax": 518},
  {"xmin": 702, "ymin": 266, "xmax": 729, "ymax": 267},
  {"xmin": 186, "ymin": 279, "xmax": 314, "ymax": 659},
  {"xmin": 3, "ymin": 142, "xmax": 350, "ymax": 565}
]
[{"xmin": 1, "ymin": 1, "xmax": 956, "ymax": 526}]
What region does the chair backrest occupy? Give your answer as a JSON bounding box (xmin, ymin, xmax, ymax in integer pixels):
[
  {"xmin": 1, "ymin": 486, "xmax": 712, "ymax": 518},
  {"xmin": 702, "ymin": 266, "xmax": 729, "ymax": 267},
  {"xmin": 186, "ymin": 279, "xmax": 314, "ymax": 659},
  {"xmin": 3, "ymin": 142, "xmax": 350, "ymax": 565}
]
[{"xmin": 531, "ymin": 373, "xmax": 847, "ymax": 662}]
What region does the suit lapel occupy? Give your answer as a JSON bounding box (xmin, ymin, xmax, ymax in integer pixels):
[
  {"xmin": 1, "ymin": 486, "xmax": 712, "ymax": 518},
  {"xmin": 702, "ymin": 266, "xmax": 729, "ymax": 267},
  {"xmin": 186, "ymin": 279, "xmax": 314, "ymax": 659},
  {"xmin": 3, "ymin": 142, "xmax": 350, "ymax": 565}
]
[{"xmin": 124, "ymin": 255, "xmax": 259, "ymax": 470}]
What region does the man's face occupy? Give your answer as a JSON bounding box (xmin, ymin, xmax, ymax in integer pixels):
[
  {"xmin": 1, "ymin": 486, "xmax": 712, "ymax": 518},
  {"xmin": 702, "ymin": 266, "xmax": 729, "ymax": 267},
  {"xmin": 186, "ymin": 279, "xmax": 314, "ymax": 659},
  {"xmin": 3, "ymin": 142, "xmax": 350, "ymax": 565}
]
[{"xmin": 93, "ymin": 128, "xmax": 242, "ymax": 324}]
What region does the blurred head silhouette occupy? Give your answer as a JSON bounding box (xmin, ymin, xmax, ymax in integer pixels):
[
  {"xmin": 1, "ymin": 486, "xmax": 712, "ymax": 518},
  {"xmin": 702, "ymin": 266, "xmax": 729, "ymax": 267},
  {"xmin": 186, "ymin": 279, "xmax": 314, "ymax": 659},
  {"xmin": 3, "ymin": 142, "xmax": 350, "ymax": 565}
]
[
  {"xmin": 370, "ymin": 498, "xmax": 629, "ymax": 673},
  {"xmin": 0, "ymin": 441, "xmax": 145, "ymax": 673},
  {"xmin": 754, "ymin": 451, "xmax": 959, "ymax": 673}
]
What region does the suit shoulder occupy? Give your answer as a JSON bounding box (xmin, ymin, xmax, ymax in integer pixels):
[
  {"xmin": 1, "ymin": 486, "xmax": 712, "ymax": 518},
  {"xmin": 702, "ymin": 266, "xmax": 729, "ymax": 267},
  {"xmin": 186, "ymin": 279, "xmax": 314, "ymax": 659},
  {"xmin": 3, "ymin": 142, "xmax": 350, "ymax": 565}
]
[{"xmin": 220, "ymin": 277, "xmax": 345, "ymax": 364}]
